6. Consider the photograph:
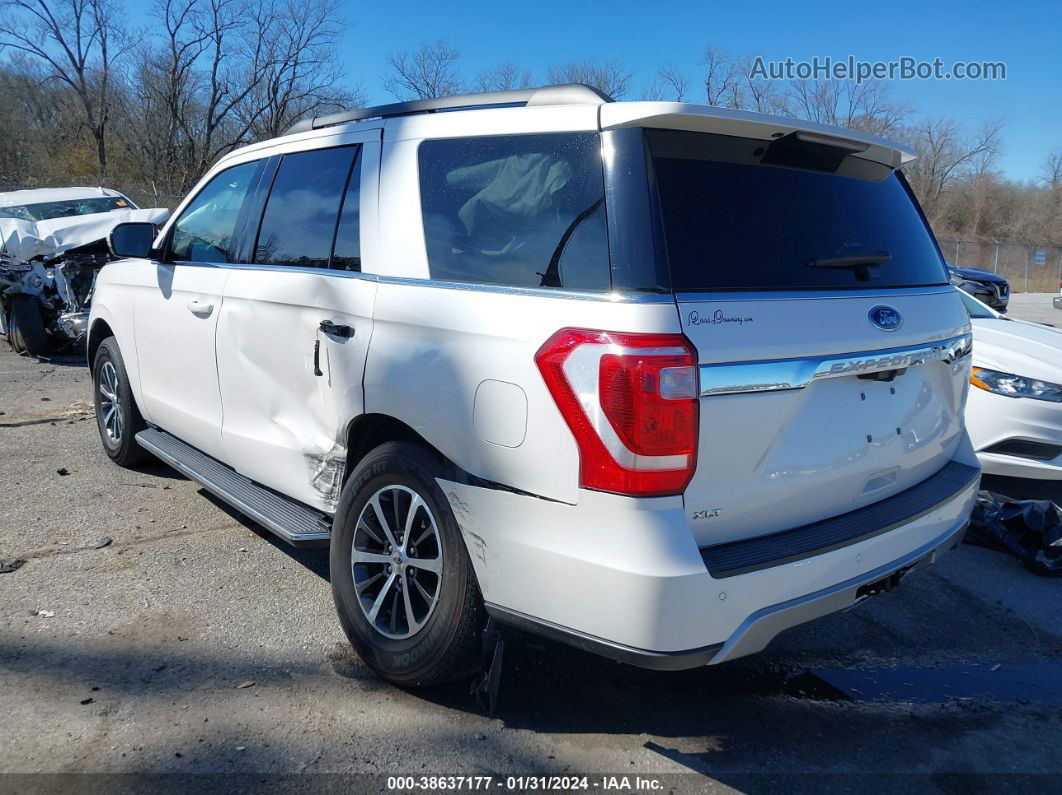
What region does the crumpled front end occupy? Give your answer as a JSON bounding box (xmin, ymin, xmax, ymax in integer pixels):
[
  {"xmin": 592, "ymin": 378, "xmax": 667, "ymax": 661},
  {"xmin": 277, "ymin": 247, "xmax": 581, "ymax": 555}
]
[{"xmin": 0, "ymin": 207, "xmax": 169, "ymax": 354}]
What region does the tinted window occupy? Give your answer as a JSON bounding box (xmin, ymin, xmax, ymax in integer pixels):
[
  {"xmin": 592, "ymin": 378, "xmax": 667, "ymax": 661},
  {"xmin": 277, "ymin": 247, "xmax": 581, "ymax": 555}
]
[
  {"xmin": 331, "ymin": 148, "xmax": 363, "ymax": 271},
  {"xmin": 254, "ymin": 146, "xmax": 355, "ymax": 268},
  {"xmin": 170, "ymin": 161, "xmax": 260, "ymax": 263},
  {"xmin": 648, "ymin": 129, "xmax": 949, "ymax": 291},
  {"xmin": 418, "ymin": 133, "xmax": 610, "ymax": 290}
]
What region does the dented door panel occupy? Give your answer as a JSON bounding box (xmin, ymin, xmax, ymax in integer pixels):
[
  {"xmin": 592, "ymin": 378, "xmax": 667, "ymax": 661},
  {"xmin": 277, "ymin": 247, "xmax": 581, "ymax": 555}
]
[{"xmin": 217, "ymin": 269, "xmax": 376, "ymax": 512}]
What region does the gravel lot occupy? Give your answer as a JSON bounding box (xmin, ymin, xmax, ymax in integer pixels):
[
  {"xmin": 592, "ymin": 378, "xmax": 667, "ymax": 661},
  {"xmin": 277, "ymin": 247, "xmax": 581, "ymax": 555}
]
[{"xmin": 2, "ymin": 294, "xmax": 1061, "ymax": 790}]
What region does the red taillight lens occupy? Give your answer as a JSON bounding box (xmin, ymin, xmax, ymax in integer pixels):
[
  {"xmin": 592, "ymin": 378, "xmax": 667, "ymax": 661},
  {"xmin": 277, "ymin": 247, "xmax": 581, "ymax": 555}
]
[{"xmin": 535, "ymin": 328, "xmax": 699, "ymax": 497}]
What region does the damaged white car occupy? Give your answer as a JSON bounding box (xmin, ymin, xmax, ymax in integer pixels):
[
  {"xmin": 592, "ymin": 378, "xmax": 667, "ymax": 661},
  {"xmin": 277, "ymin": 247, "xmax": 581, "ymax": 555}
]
[{"xmin": 0, "ymin": 187, "xmax": 169, "ymax": 355}]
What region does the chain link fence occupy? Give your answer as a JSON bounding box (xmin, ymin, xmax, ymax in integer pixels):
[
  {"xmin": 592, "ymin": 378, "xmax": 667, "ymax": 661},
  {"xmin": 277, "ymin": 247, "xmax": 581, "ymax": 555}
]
[{"xmin": 938, "ymin": 237, "xmax": 1062, "ymax": 294}]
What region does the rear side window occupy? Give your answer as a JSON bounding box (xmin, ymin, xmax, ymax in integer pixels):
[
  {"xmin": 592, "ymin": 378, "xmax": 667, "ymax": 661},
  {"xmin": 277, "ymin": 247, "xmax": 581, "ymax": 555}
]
[
  {"xmin": 648, "ymin": 129, "xmax": 949, "ymax": 292},
  {"xmin": 254, "ymin": 146, "xmax": 356, "ymax": 268},
  {"xmin": 331, "ymin": 149, "xmax": 363, "ymax": 271},
  {"xmin": 418, "ymin": 133, "xmax": 610, "ymax": 291},
  {"xmin": 169, "ymin": 161, "xmax": 260, "ymax": 263}
]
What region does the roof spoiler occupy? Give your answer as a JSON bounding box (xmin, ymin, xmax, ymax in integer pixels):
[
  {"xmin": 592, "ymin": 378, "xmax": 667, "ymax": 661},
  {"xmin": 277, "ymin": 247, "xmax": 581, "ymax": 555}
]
[{"xmin": 285, "ymin": 83, "xmax": 613, "ymax": 135}]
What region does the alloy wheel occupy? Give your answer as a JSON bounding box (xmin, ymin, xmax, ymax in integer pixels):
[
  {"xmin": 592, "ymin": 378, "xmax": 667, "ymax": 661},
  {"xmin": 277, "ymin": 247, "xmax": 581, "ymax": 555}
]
[
  {"xmin": 351, "ymin": 485, "xmax": 443, "ymax": 639},
  {"xmin": 97, "ymin": 361, "xmax": 124, "ymax": 443}
]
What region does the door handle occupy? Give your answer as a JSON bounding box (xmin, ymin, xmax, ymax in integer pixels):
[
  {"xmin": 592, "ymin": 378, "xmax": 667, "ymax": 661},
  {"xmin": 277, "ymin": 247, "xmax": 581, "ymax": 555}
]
[
  {"xmin": 319, "ymin": 319, "xmax": 354, "ymax": 338},
  {"xmin": 187, "ymin": 299, "xmax": 214, "ymax": 317}
]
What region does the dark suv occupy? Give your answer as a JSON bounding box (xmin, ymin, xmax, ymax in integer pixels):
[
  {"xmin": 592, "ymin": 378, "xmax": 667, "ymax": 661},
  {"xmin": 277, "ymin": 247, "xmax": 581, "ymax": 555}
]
[{"xmin": 948, "ymin": 264, "xmax": 1010, "ymax": 312}]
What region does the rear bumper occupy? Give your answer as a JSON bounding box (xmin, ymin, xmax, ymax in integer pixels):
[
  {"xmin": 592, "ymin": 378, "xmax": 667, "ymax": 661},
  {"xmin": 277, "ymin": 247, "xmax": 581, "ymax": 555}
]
[
  {"xmin": 706, "ymin": 516, "xmax": 966, "ymax": 665},
  {"xmin": 486, "ymin": 516, "xmax": 966, "ymax": 670},
  {"xmin": 440, "ymin": 461, "xmax": 979, "ymax": 668}
]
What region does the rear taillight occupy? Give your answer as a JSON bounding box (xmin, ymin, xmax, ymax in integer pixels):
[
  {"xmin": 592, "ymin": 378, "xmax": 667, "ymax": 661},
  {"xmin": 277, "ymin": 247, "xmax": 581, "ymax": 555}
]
[{"xmin": 535, "ymin": 328, "xmax": 699, "ymax": 497}]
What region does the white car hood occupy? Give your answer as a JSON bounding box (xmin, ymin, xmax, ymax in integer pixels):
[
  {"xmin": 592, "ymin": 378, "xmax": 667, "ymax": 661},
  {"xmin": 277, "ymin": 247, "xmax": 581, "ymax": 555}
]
[
  {"xmin": 971, "ymin": 317, "xmax": 1062, "ymax": 383},
  {"xmin": 0, "ymin": 207, "xmax": 170, "ymax": 262}
]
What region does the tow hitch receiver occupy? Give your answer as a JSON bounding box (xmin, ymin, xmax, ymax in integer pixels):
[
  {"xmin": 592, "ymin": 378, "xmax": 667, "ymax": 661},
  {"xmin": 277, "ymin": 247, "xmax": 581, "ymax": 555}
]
[{"xmin": 856, "ymin": 565, "xmax": 911, "ymax": 600}]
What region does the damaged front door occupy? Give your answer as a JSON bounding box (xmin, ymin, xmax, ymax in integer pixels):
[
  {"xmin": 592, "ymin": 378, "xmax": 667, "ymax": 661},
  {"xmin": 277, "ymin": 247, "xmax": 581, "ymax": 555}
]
[{"xmin": 216, "ymin": 133, "xmax": 379, "ymax": 513}]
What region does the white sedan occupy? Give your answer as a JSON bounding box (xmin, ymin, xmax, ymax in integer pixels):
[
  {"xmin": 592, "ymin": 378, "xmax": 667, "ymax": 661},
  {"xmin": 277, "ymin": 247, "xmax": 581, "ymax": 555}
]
[{"xmin": 961, "ymin": 290, "xmax": 1062, "ymax": 478}]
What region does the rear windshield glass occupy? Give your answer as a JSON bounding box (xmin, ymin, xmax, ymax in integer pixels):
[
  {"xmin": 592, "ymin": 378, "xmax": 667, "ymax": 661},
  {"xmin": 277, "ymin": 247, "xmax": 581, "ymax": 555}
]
[
  {"xmin": 648, "ymin": 129, "xmax": 948, "ymax": 292},
  {"xmin": 418, "ymin": 133, "xmax": 610, "ymax": 291},
  {"xmin": 0, "ymin": 196, "xmax": 135, "ymax": 221}
]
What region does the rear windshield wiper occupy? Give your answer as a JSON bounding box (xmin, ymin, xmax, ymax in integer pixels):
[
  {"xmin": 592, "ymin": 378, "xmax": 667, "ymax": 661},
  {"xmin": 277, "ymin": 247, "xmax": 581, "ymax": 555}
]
[{"xmin": 807, "ymin": 252, "xmax": 891, "ymax": 281}]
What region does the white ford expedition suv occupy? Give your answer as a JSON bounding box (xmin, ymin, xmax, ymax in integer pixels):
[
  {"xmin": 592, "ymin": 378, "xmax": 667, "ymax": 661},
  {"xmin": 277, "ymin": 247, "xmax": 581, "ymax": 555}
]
[{"xmin": 90, "ymin": 85, "xmax": 980, "ymax": 685}]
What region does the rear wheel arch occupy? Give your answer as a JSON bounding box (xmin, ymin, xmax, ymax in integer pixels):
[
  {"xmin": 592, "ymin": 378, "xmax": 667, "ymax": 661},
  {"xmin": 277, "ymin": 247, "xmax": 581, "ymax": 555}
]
[{"xmin": 344, "ymin": 413, "xmax": 457, "ymax": 485}]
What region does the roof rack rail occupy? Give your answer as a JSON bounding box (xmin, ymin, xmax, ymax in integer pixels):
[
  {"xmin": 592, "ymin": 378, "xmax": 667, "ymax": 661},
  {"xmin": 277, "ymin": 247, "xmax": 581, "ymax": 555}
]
[{"xmin": 285, "ymin": 83, "xmax": 613, "ymax": 135}]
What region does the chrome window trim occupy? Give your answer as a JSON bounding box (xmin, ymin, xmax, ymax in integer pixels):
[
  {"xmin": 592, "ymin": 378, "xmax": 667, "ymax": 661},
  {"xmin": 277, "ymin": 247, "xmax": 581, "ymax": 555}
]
[
  {"xmin": 358, "ymin": 273, "xmax": 675, "ymax": 302},
  {"xmin": 674, "ymin": 285, "xmax": 954, "ymax": 302},
  {"xmin": 148, "ymin": 260, "xmax": 677, "ymax": 301},
  {"xmin": 148, "ymin": 262, "xmax": 955, "ymax": 306},
  {"xmin": 699, "ymin": 333, "xmax": 973, "ymax": 397}
]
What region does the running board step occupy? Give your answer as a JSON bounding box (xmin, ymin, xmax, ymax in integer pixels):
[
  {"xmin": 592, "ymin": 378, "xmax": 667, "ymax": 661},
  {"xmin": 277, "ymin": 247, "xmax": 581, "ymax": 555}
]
[{"xmin": 135, "ymin": 428, "xmax": 332, "ymax": 547}]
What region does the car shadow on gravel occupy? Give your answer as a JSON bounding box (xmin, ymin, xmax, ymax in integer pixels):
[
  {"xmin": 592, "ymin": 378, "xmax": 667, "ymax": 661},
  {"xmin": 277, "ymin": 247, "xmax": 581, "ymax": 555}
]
[
  {"xmin": 197, "ymin": 489, "xmax": 330, "ymax": 581},
  {"xmin": 7, "ymin": 566, "xmax": 1062, "ymax": 788},
  {"xmin": 137, "ymin": 460, "xmax": 191, "ymax": 482},
  {"xmin": 7, "ymin": 631, "xmax": 1053, "ymax": 786}
]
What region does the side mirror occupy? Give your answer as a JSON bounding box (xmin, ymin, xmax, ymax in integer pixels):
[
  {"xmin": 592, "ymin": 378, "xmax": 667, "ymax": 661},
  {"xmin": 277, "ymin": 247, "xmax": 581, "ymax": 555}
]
[{"xmin": 108, "ymin": 222, "xmax": 156, "ymax": 259}]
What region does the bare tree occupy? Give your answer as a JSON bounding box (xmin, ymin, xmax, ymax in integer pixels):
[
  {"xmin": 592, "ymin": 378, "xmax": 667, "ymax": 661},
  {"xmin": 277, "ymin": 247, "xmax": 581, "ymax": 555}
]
[
  {"xmin": 0, "ymin": 55, "xmax": 60, "ymax": 180},
  {"xmin": 125, "ymin": 0, "xmax": 360, "ymax": 191},
  {"xmin": 240, "ymin": 0, "xmax": 362, "ymax": 140},
  {"xmin": 0, "ymin": 0, "xmax": 127, "ymax": 175},
  {"xmin": 966, "ymin": 119, "xmax": 1005, "ymax": 235},
  {"xmin": 733, "ymin": 55, "xmax": 786, "ymax": 115},
  {"xmin": 186, "ymin": 0, "xmax": 279, "ymax": 175},
  {"xmin": 126, "ymin": 0, "xmax": 210, "ymax": 190},
  {"xmin": 547, "ymin": 59, "xmax": 631, "ymax": 99},
  {"xmin": 701, "ymin": 47, "xmax": 742, "ymax": 107},
  {"xmin": 643, "ymin": 63, "xmax": 687, "ymax": 101},
  {"xmin": 384, "ymin": 39, "xmax": 463, "ymax": 99},
  {"xmin": 786, "ymin": 78, "xmax": 911, "ymax": 136},
  {"xmin": 1041, "ymin": 150, "xmax": 1062, "ymax": 191},
  {"xmin": 900, "ymin": 118, "xmax": 1005, "ymax": 222},
  {"xmin": 476, "ymin": 61, "xmax": 532, "ymax": 92}
]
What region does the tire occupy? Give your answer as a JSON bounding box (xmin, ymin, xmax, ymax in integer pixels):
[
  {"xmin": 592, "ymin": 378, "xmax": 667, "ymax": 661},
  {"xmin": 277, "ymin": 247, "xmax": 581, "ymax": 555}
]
[
  {"xmin": 92, "ymin": 336, "xmax": 149, "ymax": 467},
  {"xmin": 330, "ymin": 441, "xmax": 484, "ymax": 686},
  {"xmin": 6, "ymin": 305, "xmax": 25, "ymax": 354},
  {"xmin": 9, "ymin": 295, "xmax": 51, "ymax": 356}
]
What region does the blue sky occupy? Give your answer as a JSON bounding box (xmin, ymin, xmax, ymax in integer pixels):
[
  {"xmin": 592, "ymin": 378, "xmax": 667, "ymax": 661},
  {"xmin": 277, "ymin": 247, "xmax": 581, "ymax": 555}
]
[{"xmin": 138, "ymin": 0, "xmax": 1061, "ymax": 181}]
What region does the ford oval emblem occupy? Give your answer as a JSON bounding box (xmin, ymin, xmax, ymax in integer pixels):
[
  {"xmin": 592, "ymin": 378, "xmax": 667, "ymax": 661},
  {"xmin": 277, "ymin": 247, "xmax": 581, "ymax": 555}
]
[{"xmin": 869, "ymin": 305, "xmax": 903, "ymax": 331}]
